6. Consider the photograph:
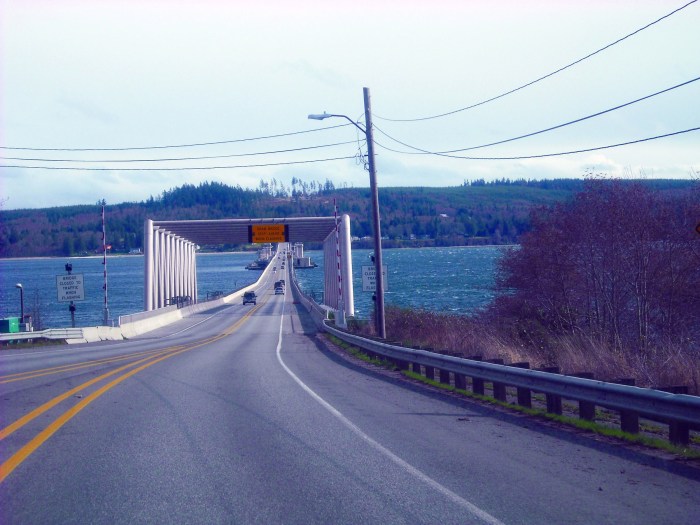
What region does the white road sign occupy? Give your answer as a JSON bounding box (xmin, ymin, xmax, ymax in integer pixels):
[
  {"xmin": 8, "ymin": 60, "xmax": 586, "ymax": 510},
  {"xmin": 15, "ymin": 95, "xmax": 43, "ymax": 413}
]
[
  {"xmin": 362, "ymin": 265, "xmax": 388, "ymax": 292},
  {"xmin": 56, "ymin": 274, "xmax": 85, "ymax": 302}
]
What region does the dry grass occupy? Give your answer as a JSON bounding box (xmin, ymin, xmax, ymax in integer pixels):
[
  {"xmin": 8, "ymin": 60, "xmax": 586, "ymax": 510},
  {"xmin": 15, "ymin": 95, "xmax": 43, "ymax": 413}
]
[{"xmin": 359, "ymin": 306, "xmax": 700, "ymax": 394}]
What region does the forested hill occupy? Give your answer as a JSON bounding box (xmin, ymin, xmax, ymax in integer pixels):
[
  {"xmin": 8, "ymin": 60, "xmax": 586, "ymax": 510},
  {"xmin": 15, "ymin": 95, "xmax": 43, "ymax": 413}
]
[{"xmin": 0, "ymin": 178, "xmax": 694, "ymax": 257}]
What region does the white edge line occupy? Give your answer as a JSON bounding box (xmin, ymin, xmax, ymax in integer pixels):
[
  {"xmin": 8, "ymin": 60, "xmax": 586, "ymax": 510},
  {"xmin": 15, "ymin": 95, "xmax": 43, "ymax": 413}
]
[{"xmin": 275, "ymin": 303, "xmax": 505, "ymax": 525}]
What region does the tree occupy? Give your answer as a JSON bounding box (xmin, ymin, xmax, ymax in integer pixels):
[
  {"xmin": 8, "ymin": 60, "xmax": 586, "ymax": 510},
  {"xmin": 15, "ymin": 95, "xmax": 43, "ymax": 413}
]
[
  {"xmin": 495, "ymin": 179, "xmax": 700, "ymax": 356},
  {"xmin": 62, "ymin": 236, "xmax": 73, "ymax": 256}
]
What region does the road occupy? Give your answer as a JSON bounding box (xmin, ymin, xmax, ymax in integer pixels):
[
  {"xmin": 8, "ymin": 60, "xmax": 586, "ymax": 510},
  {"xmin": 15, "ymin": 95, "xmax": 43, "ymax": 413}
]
[{"xmin": 1, "ymin": 268, "xmax": 699, "ymax": 524}]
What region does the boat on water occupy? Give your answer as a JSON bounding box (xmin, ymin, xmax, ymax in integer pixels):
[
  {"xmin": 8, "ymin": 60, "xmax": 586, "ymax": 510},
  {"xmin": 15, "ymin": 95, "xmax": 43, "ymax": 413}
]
[
  {"xmin": 245, "ymin": 243, "xmax": 273, "ymax": 270},
  {"xmin": 245, "ymin": 260, "xmax": 269, "ymax": 270}
]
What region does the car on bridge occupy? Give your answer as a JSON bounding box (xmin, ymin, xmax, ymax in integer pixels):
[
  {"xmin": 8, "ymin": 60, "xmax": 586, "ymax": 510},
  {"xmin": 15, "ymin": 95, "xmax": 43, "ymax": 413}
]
[{"xmin": 242, "ymin": 291, "xmax": 257, "ymax": 305}]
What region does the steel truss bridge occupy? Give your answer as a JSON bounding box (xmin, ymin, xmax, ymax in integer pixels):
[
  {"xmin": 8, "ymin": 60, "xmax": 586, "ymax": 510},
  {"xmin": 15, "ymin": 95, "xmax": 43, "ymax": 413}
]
[{"xmin": 143, "ymin": 216, "xmax": 354, "ymax": 317}]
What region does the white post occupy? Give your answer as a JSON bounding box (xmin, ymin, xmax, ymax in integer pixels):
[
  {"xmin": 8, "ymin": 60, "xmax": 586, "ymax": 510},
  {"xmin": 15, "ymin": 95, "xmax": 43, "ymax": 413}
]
[
  {"xmin": 155, "ymin": 229, "xmax": 164, "ymax": 308},
  {"xmin": 192, "ymin": 243, "xmax": 198, "ymax": 304},
  {"xmin": 164, "ymin": 233, "xmax": 172, "ymax": 305},
  {"xmin": 340, "ymin": 214, "xmax": 354, "ymax": 317},
  {"xmin": 334, "ymin": 199, "xmax": 346, "ymax": 328},
  {"xmin": 144, "ymin": 219, "xmax": 154, "ymax": 311},
  {"xmin": 175, "ymin": 237, "xmax": 182, "ymax": 300}
]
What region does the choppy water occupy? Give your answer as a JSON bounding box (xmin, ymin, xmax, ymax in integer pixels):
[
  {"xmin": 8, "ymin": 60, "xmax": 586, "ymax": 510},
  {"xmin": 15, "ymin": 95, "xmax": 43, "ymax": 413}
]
[
  {"xmin": 0, "ymin": 246, "xmax": 504, "ymax": 329},
  {"xmin": 0, "ymin": 253, "xmax": 259, "ymax": 329},
  {"xmin": 294, "ymin": 246, "xmax": 505, "ymax": 319}
]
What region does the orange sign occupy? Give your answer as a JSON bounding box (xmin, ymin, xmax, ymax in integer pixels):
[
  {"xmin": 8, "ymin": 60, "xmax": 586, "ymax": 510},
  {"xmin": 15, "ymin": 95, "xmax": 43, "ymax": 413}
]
[
  {"xmin": 248, "ymin": 224, "xmax": 288, "ymax": 243},
  {"xmin": 696, "ymin": 222, "xmax": 700, "ymax": 235}
]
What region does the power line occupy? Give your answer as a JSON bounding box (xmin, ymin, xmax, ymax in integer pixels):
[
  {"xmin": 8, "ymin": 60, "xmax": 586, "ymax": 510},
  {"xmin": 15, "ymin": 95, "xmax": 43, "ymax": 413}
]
[
  {"xmin": 0, "ymin": 123, "xmax": 352, "ymax": 152},
  {"xmin": 374, "ymin": 127, "xmax": 700, "ymax": 160},
  {"xmin": 0, "ymin": 155, "xmax": 358, "ymax": 171},
  {"xmin": 373, "ymin": 76, "xmax": 700, "ymax": 155},
  {"xmin": 375, "ymin": 0, "xmax": 697, "ymax": 122},
  {"xmin": 0, "ymin": 140, "xmax": 357, "ymax": 163}
]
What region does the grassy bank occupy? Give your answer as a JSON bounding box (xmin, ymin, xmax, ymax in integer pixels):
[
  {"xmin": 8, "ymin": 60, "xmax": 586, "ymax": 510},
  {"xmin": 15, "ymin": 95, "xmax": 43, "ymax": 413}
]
[{"xmin": 350, "ymin": 306, "xmax": 700, "ymax": 395}]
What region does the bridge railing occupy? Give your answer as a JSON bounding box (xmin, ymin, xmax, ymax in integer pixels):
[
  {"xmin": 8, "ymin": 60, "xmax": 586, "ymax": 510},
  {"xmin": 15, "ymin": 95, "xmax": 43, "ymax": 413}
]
[{"xmin": 290, "ymin": 267, "xmax": 330, "ymax": 329}]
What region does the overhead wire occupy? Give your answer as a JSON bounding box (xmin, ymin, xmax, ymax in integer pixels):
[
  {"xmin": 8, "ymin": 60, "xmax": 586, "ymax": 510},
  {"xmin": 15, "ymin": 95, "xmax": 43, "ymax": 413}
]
[
  {"xmin": 0, "ymin": 155, "xmax": 358, "ymax": 171},
  {"xmin": 0, "ymin": 123, "xmax": 352, "ymax": 152},
  {"xmin": 373, "ymin": 126, "xmax": 700, "ymax": 160},
  {"xmin": 374, "ymin": 0, "xmax": 697, "ymax": 122},
  {"xmin": 0, "ymin": 140, "xmax": 358, "ymax": 163},
  {"xmin": 372, "ymin": 75, "xmax": 700, "ymax": 155}
]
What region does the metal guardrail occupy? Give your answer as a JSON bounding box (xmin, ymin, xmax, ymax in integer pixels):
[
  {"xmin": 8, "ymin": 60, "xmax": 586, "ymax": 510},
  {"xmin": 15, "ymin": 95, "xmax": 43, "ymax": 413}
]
[
  {"xmin": 0, "ymin": 328, "xmax": 85, "ymax": 343},
  {"xmin": 320, "ymin": 323, "xmax": 700, "ymax": 446},
  {"xmin": 293, "ymin": 272, "xmax": 700, "ymax": 446}
]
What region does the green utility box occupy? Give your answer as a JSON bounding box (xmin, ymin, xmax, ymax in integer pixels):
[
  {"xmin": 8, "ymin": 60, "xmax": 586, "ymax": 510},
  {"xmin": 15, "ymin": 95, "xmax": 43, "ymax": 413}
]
[{"xmin": 0, "ymin": 317, "xmax": 20, "ymax": 333}]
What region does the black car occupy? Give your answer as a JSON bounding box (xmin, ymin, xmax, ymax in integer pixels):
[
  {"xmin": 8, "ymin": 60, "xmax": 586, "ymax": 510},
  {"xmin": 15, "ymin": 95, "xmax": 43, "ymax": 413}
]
[{"xmin": 242, "ymin": 291, "xmax": 257, "ymax": 305}]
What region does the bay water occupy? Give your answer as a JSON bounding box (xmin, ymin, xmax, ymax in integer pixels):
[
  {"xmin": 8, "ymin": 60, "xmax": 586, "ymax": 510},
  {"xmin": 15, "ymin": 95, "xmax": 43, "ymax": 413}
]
[{"xmin": 0, "ymin": 246, "xmax": 504, "ymax": 329}]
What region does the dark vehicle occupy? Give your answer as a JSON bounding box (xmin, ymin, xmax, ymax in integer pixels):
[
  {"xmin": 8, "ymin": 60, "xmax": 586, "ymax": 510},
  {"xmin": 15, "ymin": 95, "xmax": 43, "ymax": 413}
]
[{"xmin": 242, "ymin": 291, "xmax": 257, "ymax": 305}]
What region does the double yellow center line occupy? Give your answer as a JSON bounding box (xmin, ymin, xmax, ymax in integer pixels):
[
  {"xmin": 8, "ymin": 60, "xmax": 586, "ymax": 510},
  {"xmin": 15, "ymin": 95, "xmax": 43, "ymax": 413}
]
[{"xmin": 0, "ymin": 302, "xmax": 261, "ymax": 483}]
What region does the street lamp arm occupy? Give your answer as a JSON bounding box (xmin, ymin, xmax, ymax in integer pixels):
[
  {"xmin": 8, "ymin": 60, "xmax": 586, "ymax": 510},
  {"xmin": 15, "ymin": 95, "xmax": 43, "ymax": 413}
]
[
  {"xmin": 307, "ymin": 113, "xmax": 366, "ymax": 134},
  {"xmin": 307, "ymin": 87, "xmax": 386, "ymax": 339}
]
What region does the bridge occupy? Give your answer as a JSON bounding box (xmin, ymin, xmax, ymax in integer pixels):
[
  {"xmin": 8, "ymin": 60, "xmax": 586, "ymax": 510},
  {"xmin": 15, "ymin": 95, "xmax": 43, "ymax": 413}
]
[{"xmin": 143, "ymin": 215, "xmax": 354, "ymax": 319}]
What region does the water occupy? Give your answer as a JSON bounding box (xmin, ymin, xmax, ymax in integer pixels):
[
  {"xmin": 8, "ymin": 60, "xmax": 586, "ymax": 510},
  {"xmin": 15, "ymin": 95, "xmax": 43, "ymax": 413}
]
[
  {"xmin": 0, "ymin": 246, "xmax": 505, "ymax": 328},
  {"xmin": 0, "ymin": 253, "xmax": 260, "ymax": 329},
  {"xmin": 294, "ymin": 246, "xmax": 505, "ymax": 319}
]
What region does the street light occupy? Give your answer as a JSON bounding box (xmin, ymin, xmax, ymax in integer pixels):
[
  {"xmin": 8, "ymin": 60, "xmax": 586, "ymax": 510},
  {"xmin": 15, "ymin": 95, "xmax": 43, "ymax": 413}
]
[
  {"xmin": 308, "ymin": 87, "xmax": 386, "ymax": 339},
  {"xmin": 15, "ymin": 283, "xmax": 24, "ymax": 326}
]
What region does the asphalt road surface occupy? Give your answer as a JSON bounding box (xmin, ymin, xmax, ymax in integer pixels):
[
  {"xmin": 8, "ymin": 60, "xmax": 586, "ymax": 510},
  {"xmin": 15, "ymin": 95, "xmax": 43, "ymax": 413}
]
[{"xmin": 1, "ymin": 276, "xmax": 699, "ymax": 524}]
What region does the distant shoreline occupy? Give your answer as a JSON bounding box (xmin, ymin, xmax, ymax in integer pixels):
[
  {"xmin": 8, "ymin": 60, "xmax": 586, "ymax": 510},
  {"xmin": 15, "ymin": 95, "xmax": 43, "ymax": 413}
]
[{"xmin": 0, "ymin": 245, "xmax": 515, "ymax": 261}]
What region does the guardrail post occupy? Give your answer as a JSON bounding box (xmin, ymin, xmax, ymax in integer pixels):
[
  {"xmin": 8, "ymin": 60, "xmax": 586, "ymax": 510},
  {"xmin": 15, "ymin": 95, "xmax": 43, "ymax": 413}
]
[
  {"xmin": 570, "ymin": 372, "xmax": 596, "ymax": 420},
  {"xmin": 439, "ymin": 369, "xmax": 451, "ymax": 385},
  {"xmin": 412, "ymin": 362, "xmax": 422, "ymax": 374},
  {"xmin": 468, "ymin": 355, "xmax": 485, "ymax": 395},
  {"xmin": 438, "ymin": 353, "xmax": 451, "ymax": 385},
  {"xmin": 453, "ymin": 353, "xmax": 467, "ymax": 390},
  {"xmin": 512, "ymin": 362, "xmax": 532, "ymax": 408},
  {"xmin": 669, "ymin": 421, "xmax": 691, "ymax": 445},
  {"xmin": 486, "ymin": 359, "xmax": 507, "ymax": 402},
  {"xmin": 413, "ymin": 346, "xmax": 435, "ymax": 380},
  {"xmin": 614, "ymin": 378, "xmax": 639, "ymax": 434},
  {"xmin": 660, "ymin": 386, "xmax": 690, "ymax": 445},
  {"xmin": 540, "ymin": 367, "xmax": 562, "ymax": 414}
]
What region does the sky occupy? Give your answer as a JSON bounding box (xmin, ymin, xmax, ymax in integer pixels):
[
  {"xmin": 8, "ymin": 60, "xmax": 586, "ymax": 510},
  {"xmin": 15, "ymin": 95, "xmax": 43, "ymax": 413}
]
[{"xmin": 1, "ymin": 0, "xmax": 698, "ymax": 210}]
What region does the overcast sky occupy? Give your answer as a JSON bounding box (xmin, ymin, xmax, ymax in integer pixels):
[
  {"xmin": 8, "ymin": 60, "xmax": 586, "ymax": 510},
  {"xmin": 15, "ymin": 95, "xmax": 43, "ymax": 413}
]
[{"xmin": 1, "ymin": 0, "xmax": 698, "ymax": 210}]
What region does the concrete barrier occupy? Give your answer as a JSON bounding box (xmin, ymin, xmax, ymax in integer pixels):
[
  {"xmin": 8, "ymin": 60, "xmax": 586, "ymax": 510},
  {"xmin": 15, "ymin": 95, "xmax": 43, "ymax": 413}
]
[
  {"xmin": 3, "ymin": 252, "xmax": 279, "ymax": 345},
  {"xmin": 115, "ymin": 251, "xmax": 276, "ymax": 340}
]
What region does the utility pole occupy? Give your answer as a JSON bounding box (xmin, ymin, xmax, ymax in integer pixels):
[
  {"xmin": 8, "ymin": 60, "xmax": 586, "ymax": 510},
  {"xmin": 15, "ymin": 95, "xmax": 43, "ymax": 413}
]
[
  {"xmin": 363, "ymin": 87, "xmax": 386, "ymax": 339},
  {"xmin": 307, "ymin": 87, "xmax": 386, "ymax": 339}
]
